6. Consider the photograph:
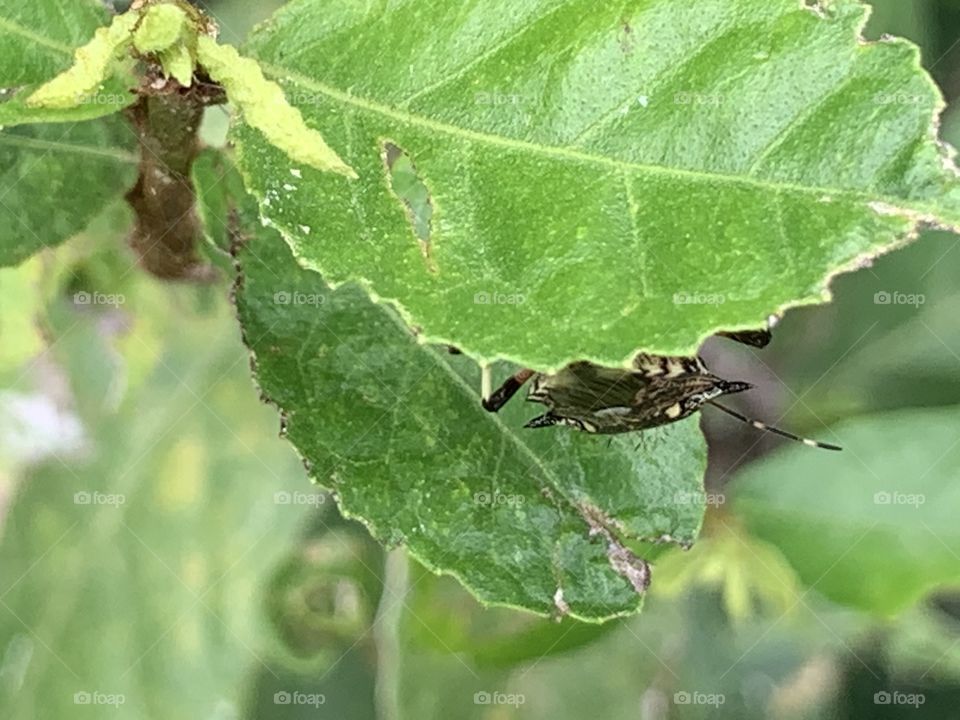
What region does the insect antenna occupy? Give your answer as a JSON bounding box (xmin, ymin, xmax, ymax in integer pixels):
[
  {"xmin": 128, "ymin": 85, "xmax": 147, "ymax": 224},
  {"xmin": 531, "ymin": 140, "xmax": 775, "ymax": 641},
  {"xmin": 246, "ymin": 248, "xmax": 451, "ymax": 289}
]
[{"xmin": 708, "ymin": 402, "xmax": 841, "ymax": 451}]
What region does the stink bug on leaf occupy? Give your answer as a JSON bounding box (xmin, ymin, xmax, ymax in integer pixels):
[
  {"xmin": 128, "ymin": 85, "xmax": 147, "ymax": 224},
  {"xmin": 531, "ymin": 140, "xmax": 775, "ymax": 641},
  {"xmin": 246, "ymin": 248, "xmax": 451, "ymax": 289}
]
[{"xmin": 481, "ymin": 332, "xmax": 841, "ymax": 451}]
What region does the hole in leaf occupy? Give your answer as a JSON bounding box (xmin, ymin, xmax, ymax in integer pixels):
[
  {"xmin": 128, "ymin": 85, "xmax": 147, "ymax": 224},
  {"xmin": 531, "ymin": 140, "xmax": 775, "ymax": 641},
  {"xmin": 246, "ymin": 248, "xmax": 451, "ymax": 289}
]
[{"xmin": 381, "ymin": 141, "xmax": 434, "ymax": 268}]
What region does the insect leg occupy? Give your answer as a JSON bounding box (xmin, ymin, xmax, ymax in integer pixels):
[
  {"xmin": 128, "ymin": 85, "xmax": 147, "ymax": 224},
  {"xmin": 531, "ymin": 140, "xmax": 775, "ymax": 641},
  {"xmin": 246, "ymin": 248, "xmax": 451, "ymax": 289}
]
[
  {"xmin": 708, "ymin": 401, "xmax": 841, "ymax": 451},
  {"xmin": 482, "ymin": 368, "xmax": 535, "ymax": 413}
]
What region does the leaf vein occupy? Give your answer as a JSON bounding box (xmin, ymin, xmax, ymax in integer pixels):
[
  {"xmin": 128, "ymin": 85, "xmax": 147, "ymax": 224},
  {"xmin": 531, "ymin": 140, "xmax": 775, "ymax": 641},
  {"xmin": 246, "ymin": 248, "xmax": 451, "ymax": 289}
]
[
  {"xmin": 0, "ymin": 15, "xmax": 74, "ymax": 55},
  {"xmin": 0, "ymin": 131, "xmax": 137, "ymax": 163},
  {"xmin": 396, "ymin": 0, "xmax": 573, "ymax": 108},
  {"xmin": 259, "ymin": 61, "xmax": 940, "ymax": 214}
]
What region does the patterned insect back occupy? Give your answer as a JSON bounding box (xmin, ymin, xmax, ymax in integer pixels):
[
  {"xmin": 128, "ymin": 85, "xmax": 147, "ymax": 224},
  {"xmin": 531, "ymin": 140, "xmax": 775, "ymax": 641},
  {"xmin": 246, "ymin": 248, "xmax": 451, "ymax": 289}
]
[
  {"xmin": 481, "ymin": 329, "xmax": 841, "ymax": 450},
  {"xmin": 524, "ymin": 356, "xmax": 751, "ymax": 434}
]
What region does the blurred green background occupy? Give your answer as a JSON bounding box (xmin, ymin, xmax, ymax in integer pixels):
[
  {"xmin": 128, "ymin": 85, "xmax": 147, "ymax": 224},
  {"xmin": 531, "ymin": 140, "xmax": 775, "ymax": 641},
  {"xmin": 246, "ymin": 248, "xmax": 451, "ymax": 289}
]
[{"xmin": 3, "ymin": 1, "xmax": 960, "ymax": 718}]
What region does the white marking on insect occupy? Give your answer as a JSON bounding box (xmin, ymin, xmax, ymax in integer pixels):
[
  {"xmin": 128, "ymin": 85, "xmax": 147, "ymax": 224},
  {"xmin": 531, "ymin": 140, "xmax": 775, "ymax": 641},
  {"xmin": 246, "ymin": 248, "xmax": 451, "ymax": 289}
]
[
  {"xmin": 664, "ymin": 361, "xmax": 686, "ymax": 378},
  {"xmin": 595, "ymin": 407, "xmax": 632, "ymax": 416}
]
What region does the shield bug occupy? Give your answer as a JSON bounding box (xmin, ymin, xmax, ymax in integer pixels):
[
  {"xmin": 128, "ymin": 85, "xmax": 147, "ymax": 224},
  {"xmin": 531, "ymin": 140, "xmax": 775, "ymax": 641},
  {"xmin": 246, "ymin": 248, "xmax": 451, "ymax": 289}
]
[{"xmin": 481, "ymin": 333, "xmax": 840, "ymax": 450}]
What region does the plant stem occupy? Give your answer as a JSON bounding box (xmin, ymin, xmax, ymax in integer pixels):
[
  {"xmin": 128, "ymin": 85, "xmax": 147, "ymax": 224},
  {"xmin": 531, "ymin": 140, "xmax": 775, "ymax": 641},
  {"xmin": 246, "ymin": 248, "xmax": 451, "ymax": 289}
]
[
  {"xmin": 373, "ymin": 549, "xmax": 408, "ymax": 720},
  {"xmin": 124, "ymin": 79, "xmax": 222, "ymax": 280}
]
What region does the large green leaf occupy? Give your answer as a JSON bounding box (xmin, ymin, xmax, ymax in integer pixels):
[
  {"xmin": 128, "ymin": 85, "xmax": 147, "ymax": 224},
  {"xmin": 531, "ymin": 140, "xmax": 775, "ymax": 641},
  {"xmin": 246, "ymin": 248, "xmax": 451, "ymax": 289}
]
[
  {"xmin": 234, "ymin": 213, "xmax": 708, "ymax": 621},
  {"xmin": 0, "ymin": 289, "xmax": 315, "ymax": 719},
  {"xmin": 233, "ymin": 0, "xmax": 960, "ymax": 369},
  {"xmin": 0, "ymin": 0, "xmax": 136, "ymax": 126},
  {"xmin": 734, "ymin": 405, "xmax": 960, "ymax": 615},
  {"xmin": 0, "ymin": 0, "xmax": 104, "ymax": 84},
  {"xmin": 0, "ymin": 118, "xmax": 137, "ymax": 266},
  {"xmin": 0, "ymin": 1, "xmax": 139, "ymax": 267}
]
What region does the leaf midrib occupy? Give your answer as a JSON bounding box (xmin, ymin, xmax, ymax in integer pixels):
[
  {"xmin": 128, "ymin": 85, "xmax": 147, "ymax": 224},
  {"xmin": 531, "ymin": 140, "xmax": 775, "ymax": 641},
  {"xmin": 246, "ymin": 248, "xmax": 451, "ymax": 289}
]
[
  {"xmin": 0, "ymin": 132, "xmax": 137, "ymax": 163},
  {"xmin": 371, "ymin": 288, "xmax": 652, "ymax": 541},
  {"xmin": 0, "ymin": 15, "xmax": 74, "ymax": 55},
  {"xmin": 258, "ymin": 61, "xmax": 941, "ymax": 217}
]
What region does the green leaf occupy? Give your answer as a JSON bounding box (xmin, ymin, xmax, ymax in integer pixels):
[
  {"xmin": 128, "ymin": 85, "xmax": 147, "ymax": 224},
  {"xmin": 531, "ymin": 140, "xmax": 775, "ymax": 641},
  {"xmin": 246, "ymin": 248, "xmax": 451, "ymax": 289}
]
[
  {"xmin": 196, "ymin": 35, "xmax": 355, "ymax": 178},
  {"xmin": 233, "ymin": 0, "xmax": 960, "ymax": 370},
  {"xmin": 765, "ymin": 229, "xmax": 960, "ymax": 424},
  {"xmin": 26, "ymin": 10, "xmax": 139, "ymax": 111},
  {"xmin": 134, "ymin": 3, "xmax": 197, "ymax": 86},
  {"xmin": 0, "ymin": 75, "xmax": 136, "ymax": 126},
  {"xmin": 191, "ymin": 147, "xmax": 246, "ymax": 274},
  {"xmin": 652, "ymin": 518, "xmax": 804, "ymax": 622},
  {"xmin": 401, "ymin": 570, "xmax": 616, "ymax": 668},
  {"xmin": 132, "ymin": 4, "xmax": 185, "ymax": 54},
  {"xmin": 0, "ymin": 0, "xmax": 137, "ymax": 245},
  {"xmin": 234, "ymin": 213, "xmax": 708, "ymax": 621},
  {"xmin": 0, "ymin": 0, "xmax": 107, "ymax": 85},
  {"xmin": 0, "ymin": 290, "xmax": 314, "ymax": 719},
  {"xmin": 0, "ymin": 0, "xmax": 137, "ymax": 125},
  {"xmin": 0, "ymin": 257, "xmax": 48, "ymax": 373},
  {"xmin": 734, "ymin": 405, "xmax": 960, "ymax": 615},
  {"xmin": 0, "ymin": 117, "xmax": 138, "ymax": 267},
  {"xmin": 158, "ymin": 43, "xmax": 194, "ymax": 87}
]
